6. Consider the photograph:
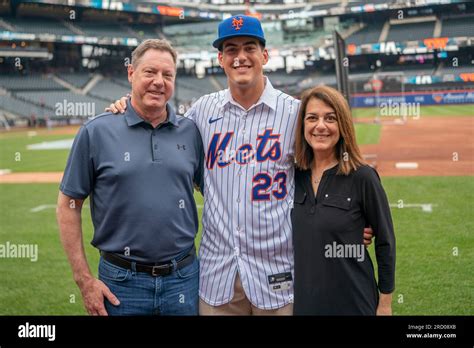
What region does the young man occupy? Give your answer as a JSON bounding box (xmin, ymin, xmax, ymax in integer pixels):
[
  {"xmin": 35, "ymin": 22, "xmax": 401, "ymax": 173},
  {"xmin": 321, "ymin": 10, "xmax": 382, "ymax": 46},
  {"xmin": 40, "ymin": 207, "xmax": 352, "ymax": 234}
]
[
  {"xmin": 189, "ymin": 16, "xmax": 297, "ymax": 314},
  {"xmin": 109, "ymin": 15, "xmax": 373, "ymax": 315},
  {"xmin": 57, "ymin": 39, "xmax": 204, "ymax": 316}
]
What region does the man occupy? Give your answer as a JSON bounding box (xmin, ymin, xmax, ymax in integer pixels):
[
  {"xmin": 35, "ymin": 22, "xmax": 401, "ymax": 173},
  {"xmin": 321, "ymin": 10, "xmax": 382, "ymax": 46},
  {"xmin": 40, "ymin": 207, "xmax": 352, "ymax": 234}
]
[
  {"xmin": 57, "ymin": 39, "xmax": 204, "ymax": 316},
  {"xmin": 109, "ymin": 15, "xmax": 373, "ymax": 315},
  {"xmin": 194, "ymin": 15, "xmax": 298, "ymax": 315}
]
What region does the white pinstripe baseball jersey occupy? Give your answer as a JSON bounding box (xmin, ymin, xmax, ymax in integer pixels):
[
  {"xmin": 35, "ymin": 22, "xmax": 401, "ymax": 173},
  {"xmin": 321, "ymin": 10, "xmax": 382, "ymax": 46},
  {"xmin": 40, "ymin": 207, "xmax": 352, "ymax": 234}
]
[{"xmin": 185, "ymin": 78, "xmax": 300, "ymax": 310}]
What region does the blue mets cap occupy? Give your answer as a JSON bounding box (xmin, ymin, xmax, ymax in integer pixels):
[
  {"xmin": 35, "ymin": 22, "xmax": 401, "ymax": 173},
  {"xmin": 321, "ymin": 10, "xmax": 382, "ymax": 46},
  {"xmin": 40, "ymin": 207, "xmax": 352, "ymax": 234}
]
[{"xmin": 213, "ymin": 14, "xmax": 266, "ymax": 49}]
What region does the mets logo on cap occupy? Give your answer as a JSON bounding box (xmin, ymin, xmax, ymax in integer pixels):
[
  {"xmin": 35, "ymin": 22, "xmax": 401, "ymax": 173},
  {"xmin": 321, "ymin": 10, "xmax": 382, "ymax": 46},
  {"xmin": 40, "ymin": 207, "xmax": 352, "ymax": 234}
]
[{"xmin": 232, "ymin": 16, "xmax": 243, "ymax": 30}]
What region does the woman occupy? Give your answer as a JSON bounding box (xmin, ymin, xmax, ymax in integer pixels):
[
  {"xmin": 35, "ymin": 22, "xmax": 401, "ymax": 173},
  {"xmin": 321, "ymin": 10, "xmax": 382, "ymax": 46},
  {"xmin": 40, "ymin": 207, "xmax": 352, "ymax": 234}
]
[{"xmin": 292, "ymin": 85, "xmax": 396, "ymax": 315}]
